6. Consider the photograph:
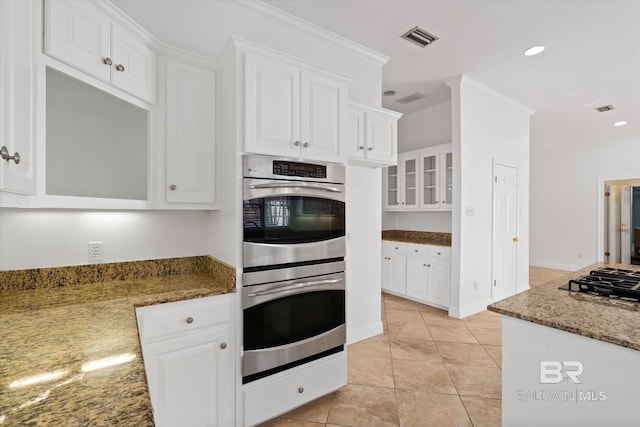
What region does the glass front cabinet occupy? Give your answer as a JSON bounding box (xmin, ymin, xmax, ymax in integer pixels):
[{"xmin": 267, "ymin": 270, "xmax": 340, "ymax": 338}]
[{"xmin": 384, "ymin": 143, "xmax": 452, "ymax": 211}]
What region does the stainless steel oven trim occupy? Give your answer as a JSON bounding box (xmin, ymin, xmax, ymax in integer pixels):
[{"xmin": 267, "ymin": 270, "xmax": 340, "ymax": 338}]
[
  {"xmin": 243, "ymin": 236, "xmax": 345, "ymax": 268},
  {"xmin": 243, "ymin": 154, "xmax": 346, "ymax": 184},
  {"xmin": 244, "ymin": 178, "xmax": 345, "ymax": 203},
  {"xmin": 242, "ymin": 323, "xmax": 346, "ymax": 378},
  {"xmin": 242, "ymin": 260, "xmax": 345, "ymax": 287},
  {"xmin": 242, "ymin": 271, "xmax": 345, "ymax": 309}
]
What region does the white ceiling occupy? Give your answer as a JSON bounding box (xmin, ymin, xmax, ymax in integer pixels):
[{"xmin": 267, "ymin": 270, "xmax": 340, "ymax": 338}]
[{"xmin": 113, "ymin": 0, "xmax": 640, "ymax": 148}]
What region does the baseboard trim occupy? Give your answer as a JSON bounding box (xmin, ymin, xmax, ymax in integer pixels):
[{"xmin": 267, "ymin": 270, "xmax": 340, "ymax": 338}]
[
  {"xmin": 530, "ymin": 260, "xmax": 582, "ymax": 272},
  {"xmin": 347, "ymin": 321, "xmax": 383, "ymax": 345},
  {"xmin": 449, "ymin": 297, "xmax": 492, "ymax": 319}
]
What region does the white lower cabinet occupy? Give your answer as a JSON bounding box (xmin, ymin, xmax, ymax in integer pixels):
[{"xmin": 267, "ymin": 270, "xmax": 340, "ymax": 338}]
[
  {"xmin": 136, "ymin": 294, "xmax": 234, "ymax": 427},
  {"xmin": 382, "ymin": 241, "xmax": 451, "ymax": 309},
  {"xmin": 244, "ymin": 351, "xmax": 346, "ymax": 426}
]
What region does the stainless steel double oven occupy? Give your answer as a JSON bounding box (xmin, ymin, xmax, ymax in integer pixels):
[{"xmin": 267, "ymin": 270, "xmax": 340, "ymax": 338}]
[{"xmin": 242, "ymin": 154, "xmax": 346, "ymax": 384}]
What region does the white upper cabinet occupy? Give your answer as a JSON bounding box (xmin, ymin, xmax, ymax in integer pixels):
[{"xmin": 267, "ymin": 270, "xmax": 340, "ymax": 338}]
[
  {"xmin": 45, "ymin": 0, "xmax": 155, "ymax": 103},
  {"xmin": 384, "ymin": 142, "xmax": 453, "ymax": 211},
  {"xmin": 244, "ymin": 53, "xmax": 348, "ymax": 163},
  {"xmin": 164, "ymin": 60, "xmax": 216, "ymax": 205},
  {"xmin": 0, "ymin": 0, "xmax": 37, "ymax": 197},
  {"xmin": 348, "ymin": 103, "xmax": 401, "ymax": 167}
]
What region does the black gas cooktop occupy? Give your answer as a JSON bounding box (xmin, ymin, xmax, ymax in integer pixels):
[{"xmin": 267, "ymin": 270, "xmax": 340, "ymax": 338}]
[{"xmin": 563, "ymin": 267, "xmax": 640, "ymax": 302}]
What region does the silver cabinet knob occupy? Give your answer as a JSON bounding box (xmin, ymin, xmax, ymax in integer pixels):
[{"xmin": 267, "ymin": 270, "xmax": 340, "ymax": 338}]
[
  {"xmin": 186, "ymin": 317, "xmax": 194, "ymax": 324},
  {"xmin": 0, "ymin": 146, "xmax": 20, "ymax": 164},
  {"xmin": 302, "ymin": 142, "xmax": 309, "ymax": 148},
  {"xmin": 368, "ymin": 147, "xmax": 373, "ymax": 151},
  {"xmin": 169, "ymin": 184, "xmax": 177, "ymax": 190},
  {"xmin": 220, "ymin": 342, "xmax": 227, "ymax": 349},
  {"xmin": 115, "ymin": 64, "xmax": 125, "ymax": 72},
  {"xmin": 358, "ymin": 145, "xmax": 364, "ymax": 150},
  {"xmin": 294, "ymin": 141, "xmax": 301, "ymax": 147},
  {"xmin": 423, "ymin": 264, "xmax": 427, "ymax": 267},
  {"xmin": 437, "ymin": 252, "xmax": 441, "ymax": 255},
  {"xmin": 414, "ymin": 249, "xmax": 419, "ymax": 253},
  {"xmin": 298, "ymin": 387, "xmax": 304, "ymax": 394},
  {"xmin": 428, "ymin": 264, "xmax": 431, "ymax": 267},
  {"xmin": 103, "ymin": 57, "xmax": 113, "ymax": 65}
]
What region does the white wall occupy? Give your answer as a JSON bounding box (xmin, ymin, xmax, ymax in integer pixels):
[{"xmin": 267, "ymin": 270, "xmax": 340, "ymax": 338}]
[
  {"xmin": 346, "ymin": 166, "xmax": 383, "ymax": 343},
  {"xmin": 384, "ymin": 101, "xmax": 453, "ymax": 232},
  {"xmin": 0, "ymin": 209, "xmax": 210, "ymax": 269},
  {"xmin": 449, "ymin": 76, "xmax": 532, "ymax": 318},
  {"xmin": 530, "ymin": 137, "xmax": 640, "ymax": 271}
]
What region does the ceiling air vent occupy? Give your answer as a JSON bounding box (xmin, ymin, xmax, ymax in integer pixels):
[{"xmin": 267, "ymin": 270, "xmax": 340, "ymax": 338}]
[
  {"xmin": 401, "ymin": 26, "xmax": 439, "ymax": 48},
  {"xmin": 595, "ymin": 104, "xmax": 615, "ymax": 112},
  {"xmin": 396, "ymin": 92, "xmax": 427, "ymax": 105}
]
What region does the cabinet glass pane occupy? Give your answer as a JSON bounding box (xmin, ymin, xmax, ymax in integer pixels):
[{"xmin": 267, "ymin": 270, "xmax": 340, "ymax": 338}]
[
  {"xmin": 423, "ymin": 155, "xmax": 437, "ymax": 205},
  {"xmin": 404, "ymin": 159, "xmax": 416, "ymax": 206},
  {"xmin": 445, "ymin": 152, "xmax": 453, "ymax": 204},
  {"xmin": 387, "ymin": 166, "xmax": 398, "ymax": 205}
]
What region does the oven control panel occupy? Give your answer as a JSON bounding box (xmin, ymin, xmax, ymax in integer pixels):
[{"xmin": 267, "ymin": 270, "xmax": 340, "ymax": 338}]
[{"xmin": 273, "ymin": 160, "xmax": 327, "ymax": 178}]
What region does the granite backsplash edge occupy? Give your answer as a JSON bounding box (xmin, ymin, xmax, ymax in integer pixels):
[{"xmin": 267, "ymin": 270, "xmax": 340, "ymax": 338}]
[{"xmin": 0, "ymin": 255, "xmax": 235, "ymax": 292}]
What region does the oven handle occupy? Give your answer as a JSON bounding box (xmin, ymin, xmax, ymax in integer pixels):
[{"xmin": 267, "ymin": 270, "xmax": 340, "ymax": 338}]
[
  {"xmin": 247, "ymin": 278, "xmax": 343, "ymax": 297},
  {"xmin": 249, "ymin": 182, "xmax": 343, "ymax": 193}
]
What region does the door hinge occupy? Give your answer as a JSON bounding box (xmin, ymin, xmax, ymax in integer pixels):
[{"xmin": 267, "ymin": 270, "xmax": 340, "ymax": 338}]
[
  {"xmin": 605, "ymin": 251, "xmax": 610, "ymax": 257},
  {"xmin": 494, "ymin": 176, "xmax": 498, "ymax": 183},
  {"xmin": 605, "ymin": 192, "xmax": 610, "ymax": 197},
  {"xmin": 493, "ymin": 279, "xmax": 496, "ymax": 287}
]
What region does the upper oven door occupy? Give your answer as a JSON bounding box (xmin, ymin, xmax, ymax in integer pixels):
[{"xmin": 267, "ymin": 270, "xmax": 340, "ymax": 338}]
[{"xmin": 243, "ymin": 178, "xmax": 346, "ymax": 268}]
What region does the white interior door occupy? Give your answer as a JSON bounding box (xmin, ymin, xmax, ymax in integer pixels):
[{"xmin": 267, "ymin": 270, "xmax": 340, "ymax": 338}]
[
  {"xmin": 621, "ymin": 186, "xmax": 632, "ymax": 264},
  {"xmin": 492, "ymin": 163, "xmax": 518, "ymax": 302}
]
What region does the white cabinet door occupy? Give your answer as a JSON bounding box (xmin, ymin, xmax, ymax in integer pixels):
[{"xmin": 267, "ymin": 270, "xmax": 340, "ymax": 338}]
[
  {"xmin": 244, "ymin": 54, "xmax": 300, "ymax": 158},
  {"xmin": 427, "ymin": 259, "xmax": 451, "ymax": 308},
  {"xmin": 401, "ymin": 154, "xmax": 419, "ymax": 209},
  {"xmin": 440, "ymin": 148, "xmax": 453, "ymax": 209},
  {"xmin": 45, "ymin": 0, "xmax": 111, "ymax": 82},
  {"xmin": 384, "ymin": 164, "xmax": 400, "ymax": 209},
  {"xmin": 110, "ymin": 26, "xmax": 155, "ymax": 103},
  {"xmin": 420, "ymin": 148, "xmax": 440, "ymax": 209},
  {"xmin": 406, "ymin": 255, "xmax": 428, "ymax": 302},
  {"xmin": 141, "ymin": 327, "xmax": 232, "ymax": 427},
  {"xmin": 300, "ymin": 70, "xmax": 346, "ymax": 163},
  {"xmin": 0, "ymin": 0, "xmax": 37, "ymax": 195},
  {"xmin": 165, "ymin": 60, "xmax": 215, "ymax": 204},
  {"xmin": 366, "ymin": 109, "xmax": 397, "ymax": 163},
  {"xmin": 387, "ymin": 252, "xmax": 406, "ymax": 294}
]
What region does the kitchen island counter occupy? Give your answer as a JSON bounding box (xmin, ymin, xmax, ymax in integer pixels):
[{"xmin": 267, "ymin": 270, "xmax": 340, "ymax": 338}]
[
  {"xmin": 488, "ymin": 262, "xmax": 640, "ymax": 351},
  {"xmin": 0, "ymin": 256, "xmax": 235, "ymax": 426}
]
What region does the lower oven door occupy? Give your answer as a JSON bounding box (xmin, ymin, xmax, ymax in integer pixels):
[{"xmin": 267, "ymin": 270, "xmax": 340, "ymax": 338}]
[{"xmin": 242, "ymin": 271, "xmax": 346, "ymax": 380}]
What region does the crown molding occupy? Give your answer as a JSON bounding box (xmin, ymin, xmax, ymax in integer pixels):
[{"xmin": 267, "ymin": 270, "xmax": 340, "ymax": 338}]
[{"xmin": 446, "ymin": 74, "xmax": 535, "ymax": 115}]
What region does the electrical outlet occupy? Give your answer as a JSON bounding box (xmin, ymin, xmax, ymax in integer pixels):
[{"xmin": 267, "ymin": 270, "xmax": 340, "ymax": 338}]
[{"xmin": 88, "ymin": 242, "xmax": 103, "ymax": 263}]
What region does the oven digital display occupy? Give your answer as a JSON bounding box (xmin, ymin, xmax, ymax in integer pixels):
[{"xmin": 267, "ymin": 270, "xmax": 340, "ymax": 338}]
[{"xmin": 273, "ymin": 160, "xmax": 327, "ymax": 178}]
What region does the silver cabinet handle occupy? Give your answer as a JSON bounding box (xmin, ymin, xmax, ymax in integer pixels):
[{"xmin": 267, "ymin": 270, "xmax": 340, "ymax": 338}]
[
  {"xmin": 294, "ymin": 141, "xmax": 301, "ymax": 147},
  {"xmin": 169, "ymin": 184, "xmax": 177, "ymax": 190},
  {"xmin": 115, "ymin": 64, "xmax": 125, "ymax": 72},
  {"xmin": 186, "ymin": 317, "xmax": 194, "ymax": 324},
  {"xmin": 0, "ymin": 146, "xmax": 20, "ymax": 164},
  {"xmin": 250, "ymin": 182, "xmax": 342, "ymax": 193},
  {"xmin": 247, "ymin": 278, "xmax": 343, "ymax": 297},
  {"xmin": 103, "ymin": 57, "xmax": 113, "ymax": 65},
  {"xmin": 220, "ymin": 342, "xmax": 227, "ymax": 349},
  {"xmin": 302, "ymin": 142, "xmax": 309, "ymax": 148},
  {"xmin": 298, "ymin": 387, "xmax": 304, "ymax": 394}
]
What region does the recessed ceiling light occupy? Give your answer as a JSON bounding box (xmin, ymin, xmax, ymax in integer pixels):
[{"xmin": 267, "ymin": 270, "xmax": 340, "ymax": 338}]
[
  {"xmin": 524, "ymin": 45, "xmax": 545, "ymax": 56},
  {"xmin": 614, "ymin": 121, "xmax": 628, "ymax": 127},
  {"xmin": 383, "ymin": 90, "xmax": 396, "ymax": 96}
]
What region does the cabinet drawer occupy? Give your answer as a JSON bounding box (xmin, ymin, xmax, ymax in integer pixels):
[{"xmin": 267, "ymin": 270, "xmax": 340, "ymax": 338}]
[
  {"xmin": 405, "ymin": 243, "xmax": 429, "ymax": 256},
  {"xmin": 428, "ymin": 246, "xmax": 451, "ymax": 259},
  {"xmin": 244, "ymin": 351, "xmax": 346, "ymax": 426},
  {"xmin": 382, "ymin": 241, "xmax": 406, "ymax": 253},
  {"xmin": 136, "ymin": 294, "xmax": 232, "ymax": 343}
]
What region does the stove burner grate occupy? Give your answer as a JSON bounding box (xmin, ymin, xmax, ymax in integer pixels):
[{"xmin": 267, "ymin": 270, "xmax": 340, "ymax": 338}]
[{"xmin": 567, "ymin": 268, "xmax": 640, "ymax": 302}]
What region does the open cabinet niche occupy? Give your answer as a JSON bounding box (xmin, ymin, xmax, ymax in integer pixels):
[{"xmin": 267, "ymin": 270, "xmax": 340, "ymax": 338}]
[{"xmin": 46, "ymin": 68, "xmax": 149, "ymax": 200}]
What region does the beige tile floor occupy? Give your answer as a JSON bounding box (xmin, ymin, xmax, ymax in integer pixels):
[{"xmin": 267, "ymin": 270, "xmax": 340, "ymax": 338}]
[{"xmin": 260, "ymin": 266, "xmax": 569, "ymax": 427}]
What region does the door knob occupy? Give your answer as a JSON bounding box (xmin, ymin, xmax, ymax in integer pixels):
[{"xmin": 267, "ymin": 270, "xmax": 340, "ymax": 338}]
[{"xmin": 513, "ymin": 237, "xmax": 519, "ymax": 242}]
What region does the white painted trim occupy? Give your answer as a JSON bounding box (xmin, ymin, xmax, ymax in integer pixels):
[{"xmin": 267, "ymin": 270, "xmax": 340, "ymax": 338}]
[
  {"xmin": 347, "ymin": 321, "xmax": 384, "ymax": 345},
  {"xmin": 231, "ymin": 0, "xmax": 390, "ymax": 66},
  {"xmin": 400, "ymin": 100, "xmax": 452, "ymax": 120},
  {"xmin": 349, "ymin": 101, "xmax": 403, "ymax": 119},
  {"xmin": 230, "ymin": 36, "xmax": 353, "ymax": 83},
  {"xmin": 96, "ymin": 0, "xmax": 158, "ymax": 47},
  {"xmin": 445, "ymin": 74, "xmax": 535, "ymax": 115},
  {"xmin": 449, "ymin": 297, "xmax": 492, "ymax": 319},
  {"xmin": 529, "ymin": 260, "xmax": 584, "ymax": 272}
]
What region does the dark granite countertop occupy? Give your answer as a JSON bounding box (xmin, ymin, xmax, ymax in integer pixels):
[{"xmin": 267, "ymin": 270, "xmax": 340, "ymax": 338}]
[
  {"xmin": 488, "ymin": 262, "xmax": 640, "ymax": 351},
  {"xmin": 382, "ymin": 230, "xmax": 451, "ymax": 247},
  {"xmin": 0, "ymin": 256, "xmax": 235, "ymax": 426}
]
